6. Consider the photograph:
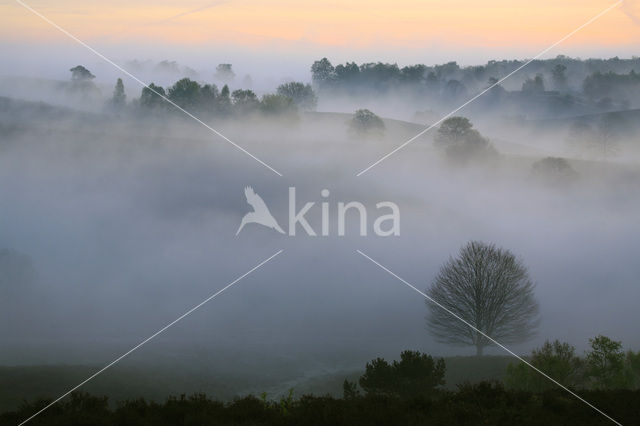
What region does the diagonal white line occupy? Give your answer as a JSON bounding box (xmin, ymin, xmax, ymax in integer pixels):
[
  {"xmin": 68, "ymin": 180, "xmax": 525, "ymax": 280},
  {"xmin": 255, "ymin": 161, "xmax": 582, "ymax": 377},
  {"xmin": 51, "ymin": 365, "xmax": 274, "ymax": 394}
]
[
  {"xmin": 356, "ymin": 0, "xmax": 624, "ymax": 176},
  {"xmin": 18, "ymin": 249, "xmax": 284, "ymax": 426},
  {"xmin": 356, "ymin": 249, "xmax": 622, "ymax": 426},
  {"xmin": 14, "ymin": 0, "xmax": 283, "ymax": 177}
]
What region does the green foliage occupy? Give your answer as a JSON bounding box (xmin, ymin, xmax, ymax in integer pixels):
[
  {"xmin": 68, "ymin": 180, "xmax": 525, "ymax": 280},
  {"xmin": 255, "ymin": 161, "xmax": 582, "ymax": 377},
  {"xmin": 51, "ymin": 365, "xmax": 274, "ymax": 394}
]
[
  {"xmin": 358, "ymin": 350, "xmax": 446, "ymax": 398},
  {"xmin": 348, "ymin": 109, "xmax": 385, "ymax": 138},
  {"xmin": 434, "ymin": 117, "xmax": 497, "ymax": 164},
  {"xmin": 260, "ymin": 94, "xmax": 296, "ymax": 116},
  {"xmin": 69, "ymin": 65, "xmax": 95, "ymax": 81},
  {"xmin": 522, "ymin": 73, "xmax": 545, "ymax": 93},
  {"xmin": 505, "ymin": 340, "xmax": 582, "ymax": 392},
  {"xmin": 217, "ymin": 84, "xmax": 232, "ymax": 114},
  {"xmin": 6, "ymin": 386, "xmax": 640, "ymax": 425},
  {"xmin": 583, "ymin": 70, "xmax": 640, "ymax": 100},
  {"xmin": 310, "ymin": 57, "xmax": 335, "ymax": 86},
  {"xmin": 342, "ymin": 380, "xmax": 360, "ymax": 399},
  {"xmin": 585, "ymin": 335, "xmax": 628, "ymax": 389},
  {"xmin": 276, "ymin": 82, "xmax": 317, "ymax": 111},
  {"xmin": 231, "ymin": 89, "xmax": 259, "ymax": 113},
  {"xmin": 278, "ymin": 388, "xmax": 294, "ymax": 416},
  {"xmin": 68, "ymin": 65, "xmax": 98, "ymax": 94},
  {"xmin": 199, "ymin": 83, "xmax": 218, "ymax": 111},
  {"xmin": 625, "ymin": 351, "xmax": 640, "ymax": 389},
  {"xmin": 111, "ymin": 78, "xmax": 126, "ymax": 108},
  {"xmin": 167, "ymin": 78, "xmax": 201, "ymax": 109},
  {"xmin": 140, "ymin": 83, "xmax": 167, "ymax": 110}
]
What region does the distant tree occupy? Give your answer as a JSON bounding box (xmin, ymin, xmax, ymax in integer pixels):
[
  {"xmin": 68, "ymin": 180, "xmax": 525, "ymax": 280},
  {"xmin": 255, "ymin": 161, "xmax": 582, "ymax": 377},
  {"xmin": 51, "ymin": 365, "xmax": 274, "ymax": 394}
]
[
  {"xmin": 69, "ymin": 65, "xmax": 95, "ymax": 81},
  {"xmin": 358, "ymin": 350, "xmax": 445, "ymax": 398},
  {"xmin": 68, "ymin": 65, "xmax": 98, "ymax": 95},
  {"xmin": 530, "ymin": 157, "xmax": 578, "ymax": 183},
  {"xmin": 522, "ymin": 74, "xmax": 545, "ymax": 93},
  {"xmin": 595, "ymin": 113, "xmax": 622, "ymax": 159},
  {"xmin": 435, "ymin": 116, "xmax": 473, "ymax": 145},
  {"xmin": 552, "ymin": 64, "xmax": 568, "ymax": 90},
  {"xmin": 216, "ymin": 84, "xmax": 232, "ymax": 114},
  {"xmin": 626, "ymin": 350, "xmax": 640, "ymax": 389},
  {"xmin": 434, "ymin": 117, "xmax": 497, "ymax": 163},
  {"xmin": 199, "ymin": 83, "xmax": 218, "ymax": 111},
  {"xmin": 485, "ymin": 77, "xmax": 507, "ymax": 103},
  {"xmin": 310, "ymin": 57, "xmax": 335, "ymax": 87},
  {"xmin": 443, "ymin": 79, "xmax": 468, "ymax": 99},
  {"xmin": 167, "ymin": 78, "xmax": 201, "ymax": 109},
  {"xmin": 585, "ymin": 335, "xmax": 628, "ymax": 389},
  {"xmin": 583, "ymin": 70, "xmax": 640, "ymax": 101},
  {"xmin": 334, "ymin": 62, "xmax": 360, "ymax": 86},
  {"xmin": 214, "ymin": 64, "xmax": 235, "ymax": 82},
  {"xmin": 400, "ymin": 64, "xmax": 427, "ymax": 84},
  {"xmin": 427, "ymin": 241, "xmax": 539, "ymax": 356},
  {"xmin": 231, "ymin": 89, "xmax": 259, "ymax": 113},
  {"xmin": 260, "ymin": 94, "xmax": 296, "ymax": 116},
  {"xmin": 140, "ymin": 83, "xmax": 166, "ymax": 109},
  {"xmin": 348, "ymin": 109, "xmax": 385, "ymax": 138},
  {"xmin": 342, "ymin": 380, "xmax": 360, "ymax": 399},
  {"xmin": 505, "ymin": 340, "xmax": 583, "ymax": 391},
  {"xmin": 111, "ymin": 78, "xmax": 126, "ymax": 108},
  {"xmin": 154, "ymin": 60, "xmax": 180, "ymax": 75},
  {"xmin": 276, "ymin": 82, "xmax": 317, "ymax": 111}
]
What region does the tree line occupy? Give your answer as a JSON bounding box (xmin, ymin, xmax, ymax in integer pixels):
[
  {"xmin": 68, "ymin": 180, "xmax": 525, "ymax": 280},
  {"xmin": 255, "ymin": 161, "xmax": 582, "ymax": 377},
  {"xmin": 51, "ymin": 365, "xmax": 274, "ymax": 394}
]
[
  {"xmin": 311, "ymin": 56, "xmax": 640, "ymax": 98},
  {"xmin": 67, "ymin": 65, "xmax": 318, "ymax": 118}
]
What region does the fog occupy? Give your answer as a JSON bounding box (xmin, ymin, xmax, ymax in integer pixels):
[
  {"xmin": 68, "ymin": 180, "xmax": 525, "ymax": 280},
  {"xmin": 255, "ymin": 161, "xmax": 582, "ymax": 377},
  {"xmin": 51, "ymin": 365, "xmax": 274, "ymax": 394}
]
[{"xmin": 1, "ymin": 55, "xmax": 640, "ymax": 400}]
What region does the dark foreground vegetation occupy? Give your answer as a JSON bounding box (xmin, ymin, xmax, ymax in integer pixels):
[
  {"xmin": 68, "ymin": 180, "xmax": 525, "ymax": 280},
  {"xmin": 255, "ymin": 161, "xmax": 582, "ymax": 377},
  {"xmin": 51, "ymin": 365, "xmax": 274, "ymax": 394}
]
[
  {"xmin": 3, "ymin": 385, "xmax": 639, "ymax": 425},
  {"xmin": 5, "ymin": 338, "xmax": 640, "ymax": 425}
]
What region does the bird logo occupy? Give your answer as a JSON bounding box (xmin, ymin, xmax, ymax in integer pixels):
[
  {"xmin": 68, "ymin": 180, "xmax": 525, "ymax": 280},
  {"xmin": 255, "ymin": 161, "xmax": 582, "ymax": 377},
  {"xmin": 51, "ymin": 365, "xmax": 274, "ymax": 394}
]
[{"xmin": 236, "ymin": 186, "xmax": 285, "ymax": 235}]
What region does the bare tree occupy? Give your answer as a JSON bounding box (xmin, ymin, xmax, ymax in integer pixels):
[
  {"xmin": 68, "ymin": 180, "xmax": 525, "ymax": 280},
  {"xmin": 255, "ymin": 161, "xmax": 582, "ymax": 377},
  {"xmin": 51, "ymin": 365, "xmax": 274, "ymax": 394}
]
[{"xmin": 426, "ymin": 241, "xmax": 539, "ymax": 356}]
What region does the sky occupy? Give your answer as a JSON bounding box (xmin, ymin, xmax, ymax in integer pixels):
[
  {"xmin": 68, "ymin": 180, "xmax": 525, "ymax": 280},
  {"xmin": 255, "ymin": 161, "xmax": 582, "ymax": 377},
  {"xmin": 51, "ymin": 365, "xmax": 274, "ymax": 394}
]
[{"xmin": 2, "ymin": 0, "xmax": 640, "ymax": 70}]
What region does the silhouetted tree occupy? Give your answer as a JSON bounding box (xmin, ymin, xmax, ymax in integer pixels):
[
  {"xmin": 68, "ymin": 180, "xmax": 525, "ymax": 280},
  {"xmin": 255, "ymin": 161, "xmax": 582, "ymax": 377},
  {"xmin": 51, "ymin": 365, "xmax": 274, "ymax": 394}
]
[
  {"xmin": 349, "ymin": 109, "xmax": 385, "ymax": 138},
  {"xmin": 260, "ymin": 94, "xmax": 296, "ymax": 116},
  {"xmin": 427, "ymin": 241, "xmax": 539, "ymax": 356},
  {"xmin": 140, "ymin": 83, "xmax": 166, "ymax": 109},
  {"xmin": 214, "ymin": 64, "xmax": 235, "ymax": 82},
  {"xmin": 111, "ymin": 78, "xmax": 126, "ymax": 108},
  {"xmin": 522, "ymin": 74, "xmax": 545, "ymax": 93},
  {"xmin": 552, "ymin": 64, "xmax": 567, "ymax": 90},
  {"xmin": 216, "ymin": 84, "xmax": 232, "ymax": 114},
  {"xmin": 434, "ymin": 117, "xmax": 497, "ymax": 163},
  {"xmin": 310, "ymin": 57, "xmax": 335, "ymax": 87},
  {"xmin": 585, "ymin": 335, "xmax": 628, "ymax": 389},
  {"xmin": 69, "ymin": 65, "xmax": 95, "ymax": 81},
  {"xmin": 199, "ymin": 83, "xmax": 218, "ymax": 112},
  {"xmin": 232, "ymin": 89, "xmax": 259, "ymax": 113},
  {"xmin": 358, "ymin": 350, "xmax": 445, "ymax": 398},
  {"xmin": 505, "ymin": 340, "xmax": 582, "ymax": 391},
  {"xmin": 167, "ymin": 78, "xmax": 201, "ymax": 109},
  {"xmin": 276, "ymin": 82, "xmax": 317, "ymax": 111}
]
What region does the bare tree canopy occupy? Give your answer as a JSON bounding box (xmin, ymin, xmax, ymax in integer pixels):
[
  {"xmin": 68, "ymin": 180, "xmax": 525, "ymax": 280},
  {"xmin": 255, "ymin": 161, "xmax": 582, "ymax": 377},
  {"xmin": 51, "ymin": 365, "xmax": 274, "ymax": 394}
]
[{"xmin": 426, "ymin": 241, "xmax": 539, "ymax": 356}]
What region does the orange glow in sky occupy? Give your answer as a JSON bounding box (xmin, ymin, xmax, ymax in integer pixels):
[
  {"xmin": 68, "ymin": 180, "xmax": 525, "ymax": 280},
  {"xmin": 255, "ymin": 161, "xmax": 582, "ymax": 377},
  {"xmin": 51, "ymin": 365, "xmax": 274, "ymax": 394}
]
[{"xmin": 2, "ymin": 0, "xmax": 639, "ymax": 51}]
